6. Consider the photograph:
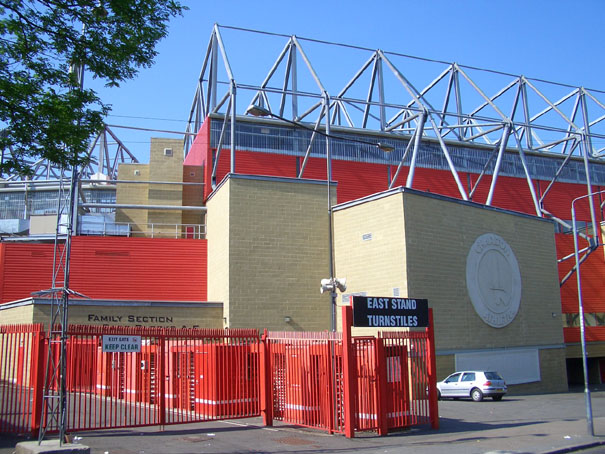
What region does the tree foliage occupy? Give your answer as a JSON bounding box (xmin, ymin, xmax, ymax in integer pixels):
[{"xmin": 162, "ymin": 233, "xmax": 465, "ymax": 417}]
[{"xmin": 0, "ymin": 0, "xmax": 184, "ymax": 176}]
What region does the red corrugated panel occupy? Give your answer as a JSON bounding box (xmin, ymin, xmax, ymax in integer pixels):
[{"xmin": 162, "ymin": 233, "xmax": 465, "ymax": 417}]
[
  {"xmin": 332, "ymin": 160, "xmax": 390, "ymax": 203},
  {"xmin": 299, "ymin": 158, "xmax": 390, "ymax": 203},
  {"xmin": 556, "ymin": 234, "xmax": 605, "ymax": 313},
  {"xmin": 236, "ymin": 151, "xmax": 298, "ymax": 178},
  {"xmin": 408, "ymin": 167, "xmax": 466, "ymax": 200},
  {"xmin": 564, "ymin": 326, "xmax": 605, "ymax": 343},
  {"xmin": 0, "ymin": 237, "xmax": 207, "ymax": 303},
  {"xmin": 184, "ymin": 118, "xmax": 210, "ymax": 167},
  {"xmin": 1, "ymin": 242, "xmax": 55, "ymax": 303},
  {"xmin": 296, "ymin": 156, "xmax": 326, "ymax": 181},
  {"xmin": 0, "ymin": 243, "xmax": 4, "ymax": 303},
  {"xmin": 489, "ymin": 175, "xmax": 538, "ymax": 215},
  {"xmin": 183, "ymin": 118, "xmax": 212, "ymax": 200},
  {"xmin": 541, "ymin": 181, "xmax": 596, "ymax": 221},
  {"xmin": 389, "ymin": 165, "xmax": 410, "ymax": 189}
]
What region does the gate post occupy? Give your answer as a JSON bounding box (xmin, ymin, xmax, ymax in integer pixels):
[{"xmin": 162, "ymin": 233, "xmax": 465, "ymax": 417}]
[
  {"xmin": 427, "ymin": 309, "xmax": 439, "ymax": 429},
  {"xmin": 341, "ymin": 305, "xmax": 356, "ymax": 438},
  {"xmin": 30, "ymin": 326, "xmax": 46, "ymax": 437},
  {"xmin": 158, "ymin": 335, "xmax": 166, "ymax": 427},
  {"xmin": 259, "ymin": 329, "xmax": 273, "ymax": 426},
  {"xmin": 374, "ymin": 336, "xmax": 389, "ymax": 436}
]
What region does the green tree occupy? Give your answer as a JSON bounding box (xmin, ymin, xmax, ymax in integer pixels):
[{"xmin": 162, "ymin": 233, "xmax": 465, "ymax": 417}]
[{"xmin": 0, "ymin": 0, "xmax": 184, "ymax": 176}]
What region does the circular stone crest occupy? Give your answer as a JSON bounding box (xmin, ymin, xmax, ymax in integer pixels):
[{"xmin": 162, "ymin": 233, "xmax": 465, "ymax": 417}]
[{"xmin": 466, "ymin": 233, "xmax": 521, "ymax": 328}]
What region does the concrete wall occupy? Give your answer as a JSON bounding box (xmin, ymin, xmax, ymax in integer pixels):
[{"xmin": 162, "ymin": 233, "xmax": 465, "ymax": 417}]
[
  {"xmin": 29, "ymin": 214, "xmax": 60, "ymax": 235},
  {"xmin": 207, "ymin": 175, "xmax": 333, "ymax": 331}
]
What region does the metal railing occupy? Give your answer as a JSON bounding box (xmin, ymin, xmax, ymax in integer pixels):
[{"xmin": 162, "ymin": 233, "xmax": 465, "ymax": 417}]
[{"xmin": 78, "ymin": 222, "xmax": 206, "ymax": 239}]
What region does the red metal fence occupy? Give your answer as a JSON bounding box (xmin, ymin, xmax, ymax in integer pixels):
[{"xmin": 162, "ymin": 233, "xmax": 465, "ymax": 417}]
[
  {"xmin": 0, "ymin": 324, "xmax": 43, "ymax": 434},
  {"xmin": 260, "ymin": 307, "xmax": 438, "ymax": 437},
  {"xmin": 0, "ymin": 314, "xmax": 437, "ymax": 438},
  {"xmin": 0, "ymin": 325, "xmax": 260, "ymax": 435}
]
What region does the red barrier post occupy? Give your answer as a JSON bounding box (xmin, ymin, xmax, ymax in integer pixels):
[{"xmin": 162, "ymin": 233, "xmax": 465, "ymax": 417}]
[
  {"xmin": 30, "ymin": 326, "xmax": 46, "ymax": 437},
  {"xmin": 326, "ymin": 340, "xmax": 335, "ymax": 434},
  {"xmin": 426, "ymin": 309, "xmax": 439, "ymax": 429},
  {"xmin": 374, "ymin": 336, "xmax": 389, "ymax": 436},
  {"xmin": 158, "ymin": 336, "xmax": 166, "ymax": 428},
  {"xmin": 341, "ymin": 305, "xmax": 356, "ymax": 438},
  {"xmin": 259, "ymin": 329, "xmax": 273, "ymax": 426}
]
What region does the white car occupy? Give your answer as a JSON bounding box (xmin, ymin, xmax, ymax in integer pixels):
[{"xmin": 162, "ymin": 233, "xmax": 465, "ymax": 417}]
[{"xmin": 437, "ymin": 371, "xmax": 507, "ymax": 402}]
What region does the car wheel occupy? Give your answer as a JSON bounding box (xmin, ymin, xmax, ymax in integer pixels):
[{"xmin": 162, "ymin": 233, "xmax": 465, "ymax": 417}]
[
  {"xmin": 492, "ymin": 395, "xmax": 503, "ymax": 401},
  {"xmin": 471, "ymin": 388, "xmax": 483, "ymax": 402}
]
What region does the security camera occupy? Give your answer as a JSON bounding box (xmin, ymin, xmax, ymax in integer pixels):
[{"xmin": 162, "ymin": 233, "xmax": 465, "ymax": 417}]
[
  {"xmin": 334, "ymin": 278, "xmax": 347, "ymax": 292},
  {"xmin": 320, "ymin": 277, "xmax": 347, "ymax": 294},
  {"xmin": 320, "ymin": 278, "xmax": 333, "ymax": 294}
]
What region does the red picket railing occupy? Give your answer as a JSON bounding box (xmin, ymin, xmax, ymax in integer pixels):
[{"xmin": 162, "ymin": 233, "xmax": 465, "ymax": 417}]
[
  {"xmin": 0, "ymin": 324, "xmax": 44, "ymax": 435},
  {"xmin": 0, "ymin": 315, "xmax": 437, "ymax": 438}
]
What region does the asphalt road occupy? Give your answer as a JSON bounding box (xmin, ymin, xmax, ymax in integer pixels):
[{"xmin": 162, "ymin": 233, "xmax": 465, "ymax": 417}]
[{"xmin": 2, "ymin": 388, "xmax": 605, "ymax": 454}]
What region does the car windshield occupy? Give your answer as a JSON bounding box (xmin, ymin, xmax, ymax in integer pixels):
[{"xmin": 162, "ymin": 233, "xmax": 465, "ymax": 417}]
[{"xmin": 485, "ymin": 371, "xmax": 503, "ymax": 380}]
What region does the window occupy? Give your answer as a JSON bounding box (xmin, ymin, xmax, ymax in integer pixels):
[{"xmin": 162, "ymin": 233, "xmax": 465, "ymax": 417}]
[
  {"xmin": 461, "ymin": 373, "xmax": 476, "ymax": 382},
  {"xmin": 164, "ymin": 148, "xmax": 173, "ymax": 156},
  {"xmin": 485, "ymin": 372, "xmax": 503, "ymax": 380},
  {"xmin": 445, "ymin": 373, "xmax": 461, "ymax": 383}
]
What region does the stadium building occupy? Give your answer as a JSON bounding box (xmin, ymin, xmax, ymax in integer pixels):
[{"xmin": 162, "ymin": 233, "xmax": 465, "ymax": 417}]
[{"xmin": 2, "ymin": 25, "xmax": 605, "ymax": 393}]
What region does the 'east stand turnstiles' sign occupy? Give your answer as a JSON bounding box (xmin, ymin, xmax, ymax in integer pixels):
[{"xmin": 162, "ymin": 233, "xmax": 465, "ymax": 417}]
[{"xmin": 352, "ymin": 296, "xmax": 429, "ymax": 328}]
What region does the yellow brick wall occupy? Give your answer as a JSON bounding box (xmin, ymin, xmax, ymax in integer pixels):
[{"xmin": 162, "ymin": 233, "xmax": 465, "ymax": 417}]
[
  {"xmin": 333, "ymin": 192, "xmax": 407, "ymax": 335},
  {"xmin": 333, "ymin": 188, "xmax": 567, "ymax": 392},
  {"xmin": 207, "ymin": 180, "xmax": 231, "ymax": 327},
  {"xmin": 148, "ymin": 138, "xmax": 184, "ymax": 232},
  {"xmin": 116, "ymin": 138, "xmax": 188, "ymax": 237},
  {"xmin": 0, "ymin": 305, "xmax": 34, "ymax": 324},
  {"xmin": 182, "ymin": 165, "xmax": 205, "ymax": 232},
  {"xmin": 566, "ymin": 342, "xmax": 605, "ymax": 358},
  {"xmin": 402, "ymin": 191, "xmax": 563, "ymax": 352},
  {"xmin": 208, "ymin": 175, "xmax": 332, "ymax": 331},
  {"xmin": 116, "ymin": 163, "xmax": 149, "ymax": 234}
]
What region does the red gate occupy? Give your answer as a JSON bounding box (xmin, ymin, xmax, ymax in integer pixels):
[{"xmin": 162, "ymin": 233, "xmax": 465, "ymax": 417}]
[
  {"xmin": 0, "ymin": 314, "xmax": 437, "ymax": 439},
  {"xmin": 261, "ymin": 307, "xmax": 438, "ymax": 437}
]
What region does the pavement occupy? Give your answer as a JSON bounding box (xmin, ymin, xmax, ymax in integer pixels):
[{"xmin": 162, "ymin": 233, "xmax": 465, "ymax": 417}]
[{"xmin": 2, "ymin": 387, "xmax": 605, "ymax": 454}]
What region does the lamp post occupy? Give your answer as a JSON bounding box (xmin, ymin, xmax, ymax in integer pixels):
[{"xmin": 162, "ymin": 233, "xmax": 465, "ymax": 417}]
[
  {"xmin": 247, "ymin": 99, "xmax": 394, "ymax": 434},
  {"xmin": 246, "ymin": 102, "xmax": 393, "ymax": 331},
  {"xmin": 323, "ymin": 92, "xmax": 337, "ymax": 331},
  {"xmin": 571, "ymin": 190, "xmax": 604, "ymax": 436}
]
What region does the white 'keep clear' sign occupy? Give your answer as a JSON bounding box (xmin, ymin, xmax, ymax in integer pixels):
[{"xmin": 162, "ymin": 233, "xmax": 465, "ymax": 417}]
[{"xmin": 102, "ymin": 335, "xmax": 142, "ymax": 353}]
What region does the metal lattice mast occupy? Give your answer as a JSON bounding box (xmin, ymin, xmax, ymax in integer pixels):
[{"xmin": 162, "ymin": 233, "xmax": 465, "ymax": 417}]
[
  {"xmin": 36, "ymin": 166, "xmax": 79, "ymax": 444},
  {"xmin": 37, "ymin": 57, "xmax": 85, "ymax": 446}
]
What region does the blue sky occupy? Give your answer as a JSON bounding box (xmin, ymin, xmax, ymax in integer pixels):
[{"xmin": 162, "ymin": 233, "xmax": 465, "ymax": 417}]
[{"xmin": 89, "ymin": 0, "xmax": 605, "ymax": 162}]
